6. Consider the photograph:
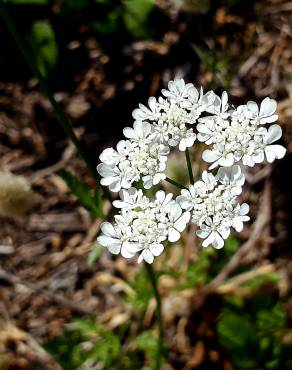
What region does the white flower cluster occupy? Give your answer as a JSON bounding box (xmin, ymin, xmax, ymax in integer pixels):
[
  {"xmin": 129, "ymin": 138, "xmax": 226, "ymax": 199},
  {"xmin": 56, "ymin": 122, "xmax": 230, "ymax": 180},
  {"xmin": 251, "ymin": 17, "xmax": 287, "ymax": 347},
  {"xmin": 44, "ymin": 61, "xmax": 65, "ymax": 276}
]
[
  {"xmin": 198, "ymin": 93, "xmax": 286, "ymax": 168},
  {"xmin": 97, "ymin": 188, "xmax": 190, "ymax": 264},
  {"xmin": 96, "ymin": 79, "xmax": 286, "ymax": 263},
  {"xmin": 177, "ymin": 165, "xmax": 249, "ymax": 249},
  {"xmin": 97, "ymin": 79, "xmax": 215, "ymax": 191}
]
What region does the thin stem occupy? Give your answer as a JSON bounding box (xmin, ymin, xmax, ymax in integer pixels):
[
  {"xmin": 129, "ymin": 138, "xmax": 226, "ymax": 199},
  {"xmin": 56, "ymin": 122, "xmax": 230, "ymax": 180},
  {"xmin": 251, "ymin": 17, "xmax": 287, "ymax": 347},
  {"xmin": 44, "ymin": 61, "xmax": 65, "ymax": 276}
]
[
  {"xmin": 185, "ymin": 148, "xmax": 194, "ymax": 184},
  {"xmin": 144, "ymin": 263, "xmax": 164, "ymax": 370},
  {"xmin": 0, "ymin": 3, "xmax": 99, "ymax": 183},
  {"xmin": 165, "ymin": 177, "xmax": 187, "ymax": 190}
]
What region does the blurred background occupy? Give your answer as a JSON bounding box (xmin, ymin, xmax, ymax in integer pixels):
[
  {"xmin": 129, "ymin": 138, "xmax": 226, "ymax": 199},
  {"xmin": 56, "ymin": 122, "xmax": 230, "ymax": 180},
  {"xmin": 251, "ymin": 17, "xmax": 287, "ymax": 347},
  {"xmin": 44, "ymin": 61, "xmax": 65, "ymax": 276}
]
[{"xmin": 0, "ymin": 0, "xmax": 292, "ymax": 369}]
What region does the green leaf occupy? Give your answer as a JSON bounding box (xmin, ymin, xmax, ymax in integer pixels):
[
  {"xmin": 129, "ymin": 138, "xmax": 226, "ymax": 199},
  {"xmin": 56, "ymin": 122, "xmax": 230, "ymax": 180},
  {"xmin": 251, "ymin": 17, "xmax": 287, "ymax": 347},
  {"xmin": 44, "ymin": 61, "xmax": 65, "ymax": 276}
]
[
  {"xmin": 27, "ymin": 20, "xmax": 58, "ymax": 77},
  {"xmin": 136, "ymin": 330, "xmax": 159, "ymax": 369},
  {"xmin": 90, "ymin": 332, "xmax": 121, "ymax": 367},
  {"xmin": 218, "ymin": 310, "xmax": 257, "ymax": 350},
  {"xmin": 60, "ymin": 170, "xmax": 103, "ymax": 218},
  {"xmin": 88, "ymin": 243, "xmax": 105, "ymax": 266},
  {"xmin": 256, "ymin": 304, "xmax": 286, "ymax": 333},
  {"xmin": 123, "ymin": 0, "xmax": 155, "ymax": 38},
  {"xmin": 241, "ymin": 272, "xmax": 280, "ymax": 292}
]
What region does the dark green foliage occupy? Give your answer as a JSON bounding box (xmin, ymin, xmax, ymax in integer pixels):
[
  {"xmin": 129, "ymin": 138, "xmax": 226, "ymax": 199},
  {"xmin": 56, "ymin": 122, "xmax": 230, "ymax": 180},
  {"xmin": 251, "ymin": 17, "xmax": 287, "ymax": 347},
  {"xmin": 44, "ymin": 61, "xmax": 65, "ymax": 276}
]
[
  {"xmin": 136, "ymin": 330, "xmax": 162, "ymax": 369},
  {"xmin": 60, "ymin": 170, "xmax": 103, "ymax": 219},
  {"xmin": 45, "ymin": 318, "xmax": 159, "ymax": 369},
  {"xmin": 123, "ymin": 0, "xmax": 155, "ymax": 39},
  {"xmin": 27, "ymin": 21, "xmax": 58, "ymax": 77},
  {"xmin": 4, "ymin": 0, "xmax": 48, "ymax": 4},
  {"xmin": 125, "ymin": 268, "xmax": 153, "ymax": 310},
  {"xmin": 45, "ymin": 319, "xmax": 121, "ymax": 369},
  {"xmin": 217, "ymin": 295, "xmax": 292, "ymax": 370}
]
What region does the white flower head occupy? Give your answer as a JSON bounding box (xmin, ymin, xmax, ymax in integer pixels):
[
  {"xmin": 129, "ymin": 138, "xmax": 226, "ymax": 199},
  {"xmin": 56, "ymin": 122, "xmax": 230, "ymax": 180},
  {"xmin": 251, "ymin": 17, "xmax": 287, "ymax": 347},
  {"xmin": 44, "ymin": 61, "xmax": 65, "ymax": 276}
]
[
  {"xmin": 177, "ymin": 165, "xmax": 249, "ymax": 249},
  {"xmin": 199, "ymin": 93, "xmax": 285, "ymax": 168},
  {"xmin": 96, "ymin": 79, "xmax": 286, "ymax": 258},
  {"xmin": 98, "ymin": 189, "xmax": 190, "ymax": 264}
]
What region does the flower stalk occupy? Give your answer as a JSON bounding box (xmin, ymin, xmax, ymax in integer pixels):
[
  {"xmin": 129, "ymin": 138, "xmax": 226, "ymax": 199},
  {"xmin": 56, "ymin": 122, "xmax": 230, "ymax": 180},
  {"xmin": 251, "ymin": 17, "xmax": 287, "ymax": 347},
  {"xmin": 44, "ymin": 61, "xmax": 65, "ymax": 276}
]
[
  {"xmin": 144, "ymin": 262, "xmax": 164, "ymax": 370},
  {"xmin": 165, "ymin": 177, "xmax": 187, "ymax": 190},
  {"xmin": 185, "ymin": 147, "xmax": 194, "ymax": 184}
]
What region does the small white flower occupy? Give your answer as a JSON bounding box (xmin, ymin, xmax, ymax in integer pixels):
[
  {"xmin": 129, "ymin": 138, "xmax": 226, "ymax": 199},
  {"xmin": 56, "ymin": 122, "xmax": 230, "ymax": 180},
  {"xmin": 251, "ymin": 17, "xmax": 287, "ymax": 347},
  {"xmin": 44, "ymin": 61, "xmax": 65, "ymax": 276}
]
[
  {"xmin": 262, "ymin": 124, "xmax": 286, "ymax": 163},
  {"xmin": 232, "ymin": 203, "xmax": 250, "ymax": 232},
  {"xmin": 132, "ymin": 97, "xmax": 161, "ymax": 121},
  {"xmin": 162, "ymin": 78, "xmax": 194, "ymax": 104},
  {"xmin": 98, "ymin": 222, "xmax": 139, "ymax": 258},
  {"xmin": 123, "ymin": 120, "xmax": 153, "ymax": 142},
  {"xmin": 196, "ymin": 218, "xmax": 230, "ymax": 249},
  {"xmin": 113, "ymin": 188, "xmax": 149, "ymax": 210},
  {"xmin": 98, "ymin": 189, "xmax": 190, "ymax": 264},
  {"xmin": 216, "ymin": 165, "xmax": 245, "ymax": 196},
  {"xmin": 202, "ymin": 146, "xmax": 235, "ymax": 169},
  {"xmin": 137, "ymin": 243, "xmax": 164, "ymax": 264},
  {"xmin": 246, "ymin": 97, "xmax": 278, "ymax": 125},
  {"xmin": 165, "ymin": 203, "xmax": 191, "ymax": 242},
  {"xmin": 97, "ymin": 161, "xmax": 133, "ymax": 192}
]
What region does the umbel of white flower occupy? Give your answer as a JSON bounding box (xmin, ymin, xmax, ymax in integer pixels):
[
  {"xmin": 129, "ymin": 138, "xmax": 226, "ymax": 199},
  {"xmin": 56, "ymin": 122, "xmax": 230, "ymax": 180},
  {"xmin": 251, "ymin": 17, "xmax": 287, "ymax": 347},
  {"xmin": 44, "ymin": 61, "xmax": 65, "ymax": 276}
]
[
  {"xmin": 177, "ymin": 165, "xmax": 249, "ymax": 249},
  {"xmin": 97, "ymin": 79, "xmax": 285, "ymax": 192},
  {"xmin": 96, "ymin": 78, "xmax": 286, "ymax": 263},
  {"xmin": 97, "ymin": 188, "xmax": 190, "ymax": 264}
]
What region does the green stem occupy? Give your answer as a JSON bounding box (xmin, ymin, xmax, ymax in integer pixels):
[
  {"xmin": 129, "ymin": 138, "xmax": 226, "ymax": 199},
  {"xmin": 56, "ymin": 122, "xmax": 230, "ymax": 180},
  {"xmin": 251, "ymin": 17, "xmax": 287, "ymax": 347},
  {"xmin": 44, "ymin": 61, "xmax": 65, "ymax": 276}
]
[
  {"xmin": 0, "ymin": 3, "xmax": 99, "ymax": 183},
  {"xmin": 185, "ymin": 148, "xmax": 194, "ymax": 184},
  {"xmin": 144, "ymin": 263, "xmax": 164, "ymax": 370},
  {"xmin": 165, "ymin": 177, "xmax": 187, "ymax": 190}
]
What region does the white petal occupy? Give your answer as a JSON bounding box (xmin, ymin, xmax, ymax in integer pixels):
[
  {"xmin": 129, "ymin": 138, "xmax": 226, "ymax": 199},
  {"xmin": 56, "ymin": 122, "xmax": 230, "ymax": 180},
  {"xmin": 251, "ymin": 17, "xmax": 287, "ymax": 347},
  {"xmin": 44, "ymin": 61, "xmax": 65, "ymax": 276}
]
[
  {"xmin": 218, "ymin": 226, "xmax": 230, "ymax": 239},
  {"xmin": 202, "ymin": 232, "xmax": 215, "ymax": 247},
  {"xmin": 252, "ymin": 150, "xmax": 265, "ymax": 164},
  {"xmin": 240, "ymin": 203, "xmax": 249, "ymax": 215},
  {"xmin": 197, "ymin": 123, "xmax": 212, "ymax": 134},
  {"xmin": 123, "ymin": 126, "xmax": 135, "ymax": 139},
  {"xmin": 156, "ymin": 190, "xmax": 166, "ymax": 203},
  {"xmin": 247, "ymin": 101, "xmax": 258, "ymax": 114},
  {"xmin": 168, "ymin": 228, "xmax": 181, "ymax": 242},
  {"xmin": 121, "ymin": 246, "xmax": 136, "ymax": 258},
  {"xmin": 142, "ymin": 249, "xmax": 154, "ymax": 264},
  {"xmin": 266, "ymin": 124, "xmax": 282, "ymax": 144},
  {"xmin": 265, "ymin": 145, "xmax": 286, "ymax": 163},
  {"xmin": 179, "ymin": 140, "xmax": 187, "ymax": 151},
  {"xmin": 98, "ymin": 235, "xmax": 118, "ymax": 247},
  {"xmin": 174, "ymin": 211, "xmax": 190, "ymax": 232},
  {"xmin": 109, "ymin": 180, "xmax": 121, "ymax": 192},
  {"xmin": 149, "ymin": 244, "xmax": 164, "ymax": 257},
  {"xmin": 97, "ymin": 163, "xmax": 114, "ymax": 177},
  {"xmin": 169, "ymin": 204, "xmax": 182, "ymax": 221},
  {"xmin": 196, "ymin": 229, "xmax": 210, "ymax": 239},
  {"xmin": 202, "ymin": 150, "xmax": 220, "ymax": 163},
  {"xmin": 233, "ymin": 219, "xmax": 244, "ymax": 232},
  {"xmin": 260, "ymin": 97, "xmax": 277, "ymax": 117},
  {"xmin": 212, "ymin": 233, "xmax": 224, "ymax": 249},
  {"xmin": 221, "ymin": 91, "xmax": 228, "ymax": 112},
  {"xmin": 101, "ymin": 222, "xmax": 116, "ymax": 238},
  {"xmin": 133, "ymin": 120, "xmax": 144, "ymax": 138}
]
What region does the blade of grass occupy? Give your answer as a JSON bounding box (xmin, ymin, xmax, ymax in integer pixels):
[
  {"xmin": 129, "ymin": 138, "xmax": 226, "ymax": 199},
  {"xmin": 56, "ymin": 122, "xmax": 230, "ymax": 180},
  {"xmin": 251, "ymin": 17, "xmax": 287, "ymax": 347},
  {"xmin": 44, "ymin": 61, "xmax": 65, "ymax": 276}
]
[{"xmin": 0, "ymin": 3, "xmax": 99, "ymax": 183}]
